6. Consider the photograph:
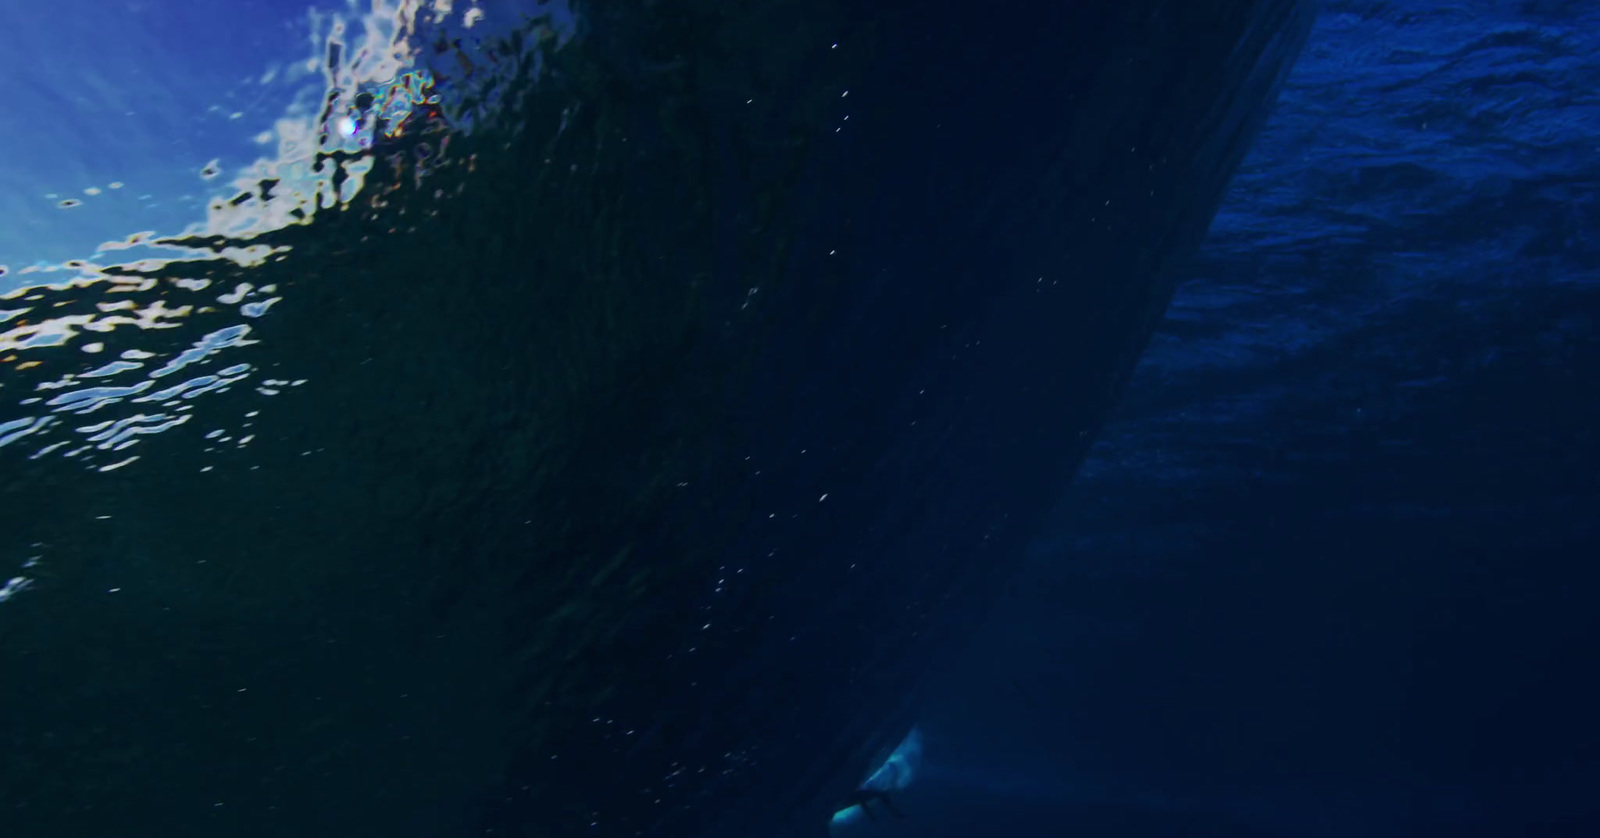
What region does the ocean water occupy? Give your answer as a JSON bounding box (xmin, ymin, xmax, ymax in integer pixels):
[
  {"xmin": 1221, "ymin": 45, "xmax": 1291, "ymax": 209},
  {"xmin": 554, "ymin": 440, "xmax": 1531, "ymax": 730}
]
[
  {"xmin": 907, "ymin": 1, "xmax": 1600, "ymax": 837},
  {"xmin": 22, "ymin": 0, "xmax": 1590, "ymax": 836},
  {"xmin": 0, "ymin": 0, "xmax": 1317, "ymax": 834}
]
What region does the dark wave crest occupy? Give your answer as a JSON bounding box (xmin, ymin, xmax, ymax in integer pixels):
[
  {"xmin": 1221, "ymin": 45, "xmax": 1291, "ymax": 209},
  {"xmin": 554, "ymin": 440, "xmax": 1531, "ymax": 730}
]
[{"xmin": 0, "ymin": 2, "xmax": 1318, "ymax": 836}]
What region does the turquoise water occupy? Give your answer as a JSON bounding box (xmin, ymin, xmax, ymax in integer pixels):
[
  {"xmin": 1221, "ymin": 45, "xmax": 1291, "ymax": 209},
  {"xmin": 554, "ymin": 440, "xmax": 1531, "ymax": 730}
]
[{"xmin": 1, "ymin": 1, "xmax": 567, "ymax": 475}]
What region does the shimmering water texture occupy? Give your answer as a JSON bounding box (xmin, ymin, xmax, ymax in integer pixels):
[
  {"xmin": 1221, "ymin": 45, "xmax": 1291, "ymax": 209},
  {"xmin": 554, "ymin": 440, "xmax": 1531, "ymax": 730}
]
[{"xmin": 0, "ymin": 0, "xmax": 567, "ymax": 475}]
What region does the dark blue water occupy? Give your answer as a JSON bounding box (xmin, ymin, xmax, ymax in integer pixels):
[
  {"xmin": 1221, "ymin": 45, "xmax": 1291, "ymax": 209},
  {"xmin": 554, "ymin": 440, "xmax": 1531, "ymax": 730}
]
[
  {"xmin": 888, "ymin": 2, "xmax": 1600, "ymax": 836},
  {"xmin": 6, "ymin": 0, "xmax": 1592, "ymax": 836}
]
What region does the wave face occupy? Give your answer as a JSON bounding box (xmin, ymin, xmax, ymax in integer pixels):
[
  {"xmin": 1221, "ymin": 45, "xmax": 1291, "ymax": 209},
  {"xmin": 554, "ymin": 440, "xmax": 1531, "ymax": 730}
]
[{"xmin": 0, "ymin": 1, "xmax": 1316, "ymax": 836}]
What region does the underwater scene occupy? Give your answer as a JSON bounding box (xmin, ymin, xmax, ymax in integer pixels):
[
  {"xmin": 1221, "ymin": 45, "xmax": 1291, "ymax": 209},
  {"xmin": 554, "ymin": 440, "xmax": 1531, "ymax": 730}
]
[{"xmin": 2, "ymin": 0, "xmax": 1596, "ymax": 836}]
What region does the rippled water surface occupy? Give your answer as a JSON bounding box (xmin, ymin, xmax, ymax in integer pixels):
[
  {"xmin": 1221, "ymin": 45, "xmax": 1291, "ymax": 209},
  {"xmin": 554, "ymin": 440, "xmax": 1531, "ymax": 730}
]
[{"xmin": 2, "ymin": 1, "xmax": 567, "ymax": 480}]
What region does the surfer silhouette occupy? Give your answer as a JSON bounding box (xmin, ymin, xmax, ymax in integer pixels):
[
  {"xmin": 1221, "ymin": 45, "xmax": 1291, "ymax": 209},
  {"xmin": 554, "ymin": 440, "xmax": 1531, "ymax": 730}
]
[
  {"xmin": 830, "ymin": 727, "xmax": 921, "ymax": 832},
  {"xmin": 842, "ymin": 787, "xmax": 905, "ymax": 820}
]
